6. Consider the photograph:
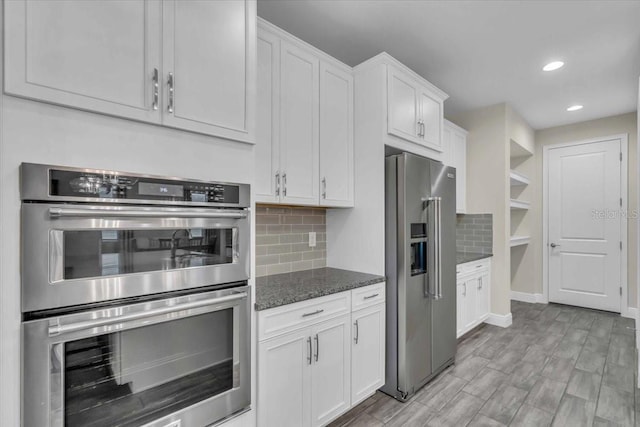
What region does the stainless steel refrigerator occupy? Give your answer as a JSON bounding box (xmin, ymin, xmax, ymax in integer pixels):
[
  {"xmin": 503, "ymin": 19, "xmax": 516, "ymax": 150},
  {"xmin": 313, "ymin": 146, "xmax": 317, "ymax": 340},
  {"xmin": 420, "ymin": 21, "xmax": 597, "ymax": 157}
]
[{"xmin": 381, "ymin": 152, "xmax": 457, "ymax": 401}]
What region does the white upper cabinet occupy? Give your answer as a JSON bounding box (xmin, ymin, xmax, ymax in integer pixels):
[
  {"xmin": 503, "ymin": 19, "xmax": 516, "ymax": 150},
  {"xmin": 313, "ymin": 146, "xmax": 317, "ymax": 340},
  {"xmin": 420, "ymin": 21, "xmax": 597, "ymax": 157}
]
[
  {"xmin": 419, "ymin": 90, "xmax": 442, "ymax": 150},
  {"xmin": 255, "ymin": 30, "xmax": 281, "ymax": 203},
  {"xmin": 443, "ymin": 120, "xmax": 468, "ymax": 214},
  {"xmin": 5, "ymin": 0, "xmax": 256, "ymax": 143},
  {"xmin": 279, "ymin": 41, "xmax": 320, "ymax": 206},
  {"xmin": 387, "ymin": 68, "xmax": 420, "ymax": 143},
  {"xmin": 319, "ymin": 63, "xmax": 354, "ymax": 207},
  {"xmin": 256, "ymin": 19, "xmax": 354, "ymax": 207},
  {"xmin": 5, "ymin": 0, "xmax": 162, "ymax": 123},
  {"xmin": 162, "ymin": 0, "xmax": 255, "ymax": 142},
  {"xmin": 385, "ymin": 60, "xmax": 446, "ymax": 154}
]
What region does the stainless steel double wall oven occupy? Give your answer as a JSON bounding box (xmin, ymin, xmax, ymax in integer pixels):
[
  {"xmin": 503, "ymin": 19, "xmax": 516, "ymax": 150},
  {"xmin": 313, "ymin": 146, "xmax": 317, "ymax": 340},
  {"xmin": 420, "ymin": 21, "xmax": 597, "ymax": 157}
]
[{"xmin": 20, "ymin": 163, "xmax": 251, "ymax": 427}]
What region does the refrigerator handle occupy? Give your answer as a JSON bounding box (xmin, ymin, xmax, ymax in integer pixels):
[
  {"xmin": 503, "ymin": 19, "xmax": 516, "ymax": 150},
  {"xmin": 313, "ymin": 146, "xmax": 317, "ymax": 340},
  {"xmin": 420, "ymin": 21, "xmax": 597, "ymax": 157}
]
[{"xmin": 427, "ymin": 196, "xmax": 443, "ymax": 300}]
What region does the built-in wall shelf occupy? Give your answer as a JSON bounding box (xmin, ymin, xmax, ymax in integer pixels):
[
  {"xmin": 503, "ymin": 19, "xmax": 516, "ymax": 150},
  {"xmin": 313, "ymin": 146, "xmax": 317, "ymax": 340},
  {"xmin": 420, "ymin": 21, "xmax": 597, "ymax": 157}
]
[
  {"xmin": 510, "ymin": 236, "xmax": 531, "ymax": 247},
  {"xmin": 510, "ymin": 170, "xmax": 530, "ymax": 186},
  {"xmin": 510, "ymin": 139, "xmax": 533, "ymax": 159},
  {"xmin": 510, "ymin": 199, "xmax": 530, "ymax": 210}
]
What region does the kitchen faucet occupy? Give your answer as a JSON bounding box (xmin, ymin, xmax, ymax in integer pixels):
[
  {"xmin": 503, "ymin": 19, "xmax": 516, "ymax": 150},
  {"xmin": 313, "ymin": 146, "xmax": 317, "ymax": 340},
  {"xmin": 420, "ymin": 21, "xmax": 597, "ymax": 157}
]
[{"xmin": 170, "ymin": 229, "xmax": 192, "ymax": 259}]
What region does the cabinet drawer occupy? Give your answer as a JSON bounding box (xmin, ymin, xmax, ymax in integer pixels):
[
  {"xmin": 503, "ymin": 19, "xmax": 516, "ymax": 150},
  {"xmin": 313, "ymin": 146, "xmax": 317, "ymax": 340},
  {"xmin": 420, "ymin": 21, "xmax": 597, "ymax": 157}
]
[
  {"xmin": 351, "ymin": 282, "xmax": 386, "ymax": 311},
  {"xmin": 456, "ymin": 258, "xmax": 490, "ymax": 277},
  {"xmin": 258, "ymin": 291, "xmax": 351, "ymax": 341}
]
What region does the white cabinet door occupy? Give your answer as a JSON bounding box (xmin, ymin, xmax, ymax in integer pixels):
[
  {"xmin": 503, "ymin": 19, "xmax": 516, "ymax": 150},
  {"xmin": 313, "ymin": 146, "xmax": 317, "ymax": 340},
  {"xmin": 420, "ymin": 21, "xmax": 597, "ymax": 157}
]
[
  {"xmin": 419, "ymin": 90, "xmax": 443, "ymax": 151},
  {"xmin": 476, "ymin": 271, "xmax": 490, "ymax": 321},
  {"xmin": 280, "ymin": 41, "xmax": 320, "ymax": 205},
  {"xmin": 256, "ymin": 30, "xmax": 281, "ymax": 203},
  {"xmin": 258, "ymin": 328, "xmax": 311, "ymax": 427},
  {"xmin": 387, "ymin": 68, "xmax": 420, "ymax": 144},
  {"xmin": 162, "ymin": 0, "xmax": 255, "ymax": 142},
  {"xmin": 310, "ymin": 315, "xmax": 351, "ymax": 427},
  {"xmin": 442, "ymin": 125, "xmax": 454, "ymax": 167},
  {"xmin": 456, "ymin": 279, "xmax": 465, "ymax": 338},
  {"xmin": 5, "ymin": 0, "xmax": 162, "ymax": 123},
  {"xmin": 351, "ymin": 304, "xmax": 385, "ymax": 405},
  {"xmin": 462, "ymin": 277, "xmax": 478, "ymax": 332},
  {"xmin": 319, "ymin": 62, "xmax": 354, "ymax": 207},
  {"xmin": 452, "ymin": 130, "xmax": 467, "ymax": 213}
]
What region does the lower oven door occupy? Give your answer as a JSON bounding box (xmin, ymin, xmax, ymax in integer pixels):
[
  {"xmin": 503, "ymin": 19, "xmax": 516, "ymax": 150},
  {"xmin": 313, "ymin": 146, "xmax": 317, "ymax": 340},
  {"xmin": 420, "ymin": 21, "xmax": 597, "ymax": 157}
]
[
  {"xmin": 22, "ymin": 203, "xmax": 250, "ymax": 312},
  {"xmin": 23, "ymin": 286, "xmax": 251, "ymax": 427}
]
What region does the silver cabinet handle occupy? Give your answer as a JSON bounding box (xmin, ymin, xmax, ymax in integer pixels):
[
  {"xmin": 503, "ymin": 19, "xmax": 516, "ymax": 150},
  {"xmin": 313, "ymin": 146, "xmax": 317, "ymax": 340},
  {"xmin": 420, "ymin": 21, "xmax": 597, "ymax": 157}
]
[
  {"xmin": 550, "ymin": 243, "xmax": 560, "ymax": 248},
  {"xmin": 167, "ymin": 72, "xmax": 174, "ymax": 113},
  {"xmin": 48, "ymin": 292, "xmax": 247, "ymax": 336},
  {"xmin": 463, "ymin": 283, "xmax": 467, "ymax": 296},
  {"xmin": 275, "ymin": 172, "xmax": 280, "ymax": 197},
  {"xmin": 307, "ymin": 337, "xmax": 312, "ymax": 365},
  {"xmin": 322, "ymin": 177, "xmax": 326, "ymax": 199},
  {"xmin": 421, "ymin": 121, "xmax": 426, "ymax": 138},
  {"xmin": 302, "ymin": 309, "xmax": 324, "ymax": 318},
  {"xmin": 364, "ymin": 293, "xmax": 379, "ymax": 300},
  {"xmin": 417, "ymin": 119, "xmax": 423, "ymax": 137},
  {"xmin": 48, "ymin": 206, "xmax": 247, "ymax": 219},
  {"xmin": 282, "ymin": 173, "xmax": 287, "ymax": 197},
  {"xmin": 354, "ymin": 320, "xmax": 359, "ymax": 344},
  {"xmin": 152, "ymin": 68, "xmax": 159, "ymax": 111},
  {"xmin": 314, "ymin": 334, "xmax": 319, "ymax": 362},
  {"xmin": 478, "ymin": 277, "xmax": 482, "ymax": 290}
]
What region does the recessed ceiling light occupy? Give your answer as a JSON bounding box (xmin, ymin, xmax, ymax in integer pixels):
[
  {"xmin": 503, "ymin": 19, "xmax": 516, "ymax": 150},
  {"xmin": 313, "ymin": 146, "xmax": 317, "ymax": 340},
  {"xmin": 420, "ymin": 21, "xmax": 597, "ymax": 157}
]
[
  {"xmin": 567, "ymin": 105, "xmax": 583, "ymax": 112},
  {"xmin": 543, "ymin": 61, "xmax": 564, "ymax": 71}
]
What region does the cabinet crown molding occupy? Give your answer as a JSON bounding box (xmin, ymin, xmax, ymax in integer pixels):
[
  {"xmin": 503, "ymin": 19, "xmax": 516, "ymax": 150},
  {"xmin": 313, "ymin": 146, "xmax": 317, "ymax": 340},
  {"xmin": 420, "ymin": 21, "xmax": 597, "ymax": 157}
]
[{"xmin": 354, "ymin": 52, "xmax": 449, "ymax": 101}]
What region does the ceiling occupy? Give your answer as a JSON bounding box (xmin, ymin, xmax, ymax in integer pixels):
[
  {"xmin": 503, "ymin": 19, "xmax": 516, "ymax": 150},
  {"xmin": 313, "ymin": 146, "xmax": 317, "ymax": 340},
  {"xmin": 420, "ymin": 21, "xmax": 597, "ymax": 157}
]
[{"xmin": 257, "ymin": 0, "xmax": 640, "ymax": 130}]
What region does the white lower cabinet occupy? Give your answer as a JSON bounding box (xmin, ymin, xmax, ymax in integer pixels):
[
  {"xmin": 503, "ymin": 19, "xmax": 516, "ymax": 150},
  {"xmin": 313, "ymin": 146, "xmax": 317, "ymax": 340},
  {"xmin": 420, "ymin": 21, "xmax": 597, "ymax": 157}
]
[
  {"xmin": 258, "ymin": 328, "xmax": 311, "ymax": 426},
  {"xmin": 456, "ymin": 259, "xmax": 491, "ymax": 338},
  {"xmin": 310, "ymin": 316, "xmax": 351, "ymax": 426},
  {"xmin": 351, "ymin": 303, "xmax": 385, "ymax": 406},
  {"xmin": 258, "ymin": 282, "xmax": 385, "ymax": 427}
]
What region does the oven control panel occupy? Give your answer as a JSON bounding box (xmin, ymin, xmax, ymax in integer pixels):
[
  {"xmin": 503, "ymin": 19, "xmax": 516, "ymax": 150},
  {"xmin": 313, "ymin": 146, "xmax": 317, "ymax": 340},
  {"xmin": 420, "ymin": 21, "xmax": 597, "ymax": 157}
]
[{"xmin": 20, "ymin": 163, "xmax": 249, "ymax": 207}]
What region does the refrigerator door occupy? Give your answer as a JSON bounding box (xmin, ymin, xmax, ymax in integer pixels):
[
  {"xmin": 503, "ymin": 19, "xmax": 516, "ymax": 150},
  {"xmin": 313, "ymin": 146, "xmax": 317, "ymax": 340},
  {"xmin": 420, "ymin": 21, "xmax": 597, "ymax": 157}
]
[
  {"xmin": 429, "ymin": 162, "xmax": 457, "ymax": 372},
  {"xmin": 396, "ymin": 153, "xmax": 433, "ymax": 396}
]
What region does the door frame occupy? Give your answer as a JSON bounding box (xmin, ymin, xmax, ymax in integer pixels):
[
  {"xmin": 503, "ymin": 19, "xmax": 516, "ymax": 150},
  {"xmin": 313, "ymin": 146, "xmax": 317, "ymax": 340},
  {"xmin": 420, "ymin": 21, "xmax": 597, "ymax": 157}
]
[{"xmin": 542, "ymin": 134, "xmax": 629, "ymax": 316}]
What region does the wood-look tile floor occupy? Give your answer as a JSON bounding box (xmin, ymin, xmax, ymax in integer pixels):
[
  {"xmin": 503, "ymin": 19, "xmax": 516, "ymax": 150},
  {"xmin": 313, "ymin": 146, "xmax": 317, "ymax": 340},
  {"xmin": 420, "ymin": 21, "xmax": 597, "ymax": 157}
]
[{"xmin": 329, "ymin": 301, "xmax": 638, "ymax": 427}]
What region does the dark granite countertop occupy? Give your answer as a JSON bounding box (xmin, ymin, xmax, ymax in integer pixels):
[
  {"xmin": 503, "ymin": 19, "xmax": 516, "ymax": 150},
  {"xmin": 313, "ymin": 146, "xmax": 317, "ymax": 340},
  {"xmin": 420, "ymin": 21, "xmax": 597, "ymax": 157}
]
[
  {"xmin": 255, "ymin": 267, "xmax": 386, "ymax": 311},
  {"xmin": 456, "ymin": 251, "xmax": 493, "ymax": 265}
]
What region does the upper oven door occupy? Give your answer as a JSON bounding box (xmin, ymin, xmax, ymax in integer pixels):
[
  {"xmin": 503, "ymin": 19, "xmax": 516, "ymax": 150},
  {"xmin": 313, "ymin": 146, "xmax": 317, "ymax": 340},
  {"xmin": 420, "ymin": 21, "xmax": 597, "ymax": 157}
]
[{"xmin": 22, "ymin": 203, "xmax": 250, "ymax": 312}]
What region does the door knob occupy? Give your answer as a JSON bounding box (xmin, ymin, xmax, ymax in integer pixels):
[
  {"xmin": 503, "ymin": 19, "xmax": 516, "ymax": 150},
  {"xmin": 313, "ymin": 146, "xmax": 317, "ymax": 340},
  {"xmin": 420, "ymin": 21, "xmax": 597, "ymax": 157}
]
[{"xmin": 550, "ymin": 243, "xmax": 560, "ymax": 248}]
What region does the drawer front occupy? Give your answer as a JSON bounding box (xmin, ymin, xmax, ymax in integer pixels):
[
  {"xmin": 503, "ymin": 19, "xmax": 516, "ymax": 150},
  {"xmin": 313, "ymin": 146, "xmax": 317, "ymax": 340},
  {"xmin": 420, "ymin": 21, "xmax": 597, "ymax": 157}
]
[
  {"xmin": 351, "ymin": 282, "xmax": 386, "ymax": 311},
  {"xmin": 457, "ymin": 259, "xmax": 490, "ymax": 277},
  {"xmin": 258, "ymin": 291, "xmax": 351, "ymax": 341}
]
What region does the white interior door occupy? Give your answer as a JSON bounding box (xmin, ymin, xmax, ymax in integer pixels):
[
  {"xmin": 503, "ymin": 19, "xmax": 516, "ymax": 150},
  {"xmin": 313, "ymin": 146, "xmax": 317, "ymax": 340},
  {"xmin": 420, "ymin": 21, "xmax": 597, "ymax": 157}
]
[{"xmin": 547, "ymin": 138, "xmax": 622, "ymax": 312}]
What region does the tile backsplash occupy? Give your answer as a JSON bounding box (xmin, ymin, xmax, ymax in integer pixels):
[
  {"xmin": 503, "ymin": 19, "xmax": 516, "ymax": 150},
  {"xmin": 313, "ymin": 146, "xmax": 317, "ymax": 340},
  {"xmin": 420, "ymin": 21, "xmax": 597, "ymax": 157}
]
[
  {"xmin": 256, "ymin": 205, "xmax": 326, "ymax": 277},
  {"xmin": 456, "ymin": 213, "xmax": 493, "ymax": 254}
]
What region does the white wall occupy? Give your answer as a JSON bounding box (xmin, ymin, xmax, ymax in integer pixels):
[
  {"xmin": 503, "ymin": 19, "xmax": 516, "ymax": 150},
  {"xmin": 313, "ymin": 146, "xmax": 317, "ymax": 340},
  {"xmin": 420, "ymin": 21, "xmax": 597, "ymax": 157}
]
[
  {"xmin": 451, "ymin": 103, "xmax": 511, "ymax": 316},
  {"xmin": 0, "ymin": 95, "xmax": 256, "ymax": 426}
]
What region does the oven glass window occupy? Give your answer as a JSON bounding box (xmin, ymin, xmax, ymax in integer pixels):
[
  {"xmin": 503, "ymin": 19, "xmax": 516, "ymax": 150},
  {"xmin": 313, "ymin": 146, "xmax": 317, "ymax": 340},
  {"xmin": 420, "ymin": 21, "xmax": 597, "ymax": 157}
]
[
  {"xmin": 61, "ymin": 228, "xmax": 235, "ymax": 280},
  {"xmin": 58, "ymin": 310, "xmax": 235, "ymax": 427}
]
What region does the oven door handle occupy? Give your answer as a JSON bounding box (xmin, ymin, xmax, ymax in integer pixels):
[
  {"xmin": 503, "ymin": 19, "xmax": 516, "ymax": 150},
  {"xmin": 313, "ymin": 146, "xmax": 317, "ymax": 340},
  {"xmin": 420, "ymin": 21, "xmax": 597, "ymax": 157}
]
[
  {"xmin": 48, "ymin": 206, "xmax": 248, "ymax": 219},
  {"xmin": 48, "ymin": 291, "xmax": 248, "ymax": 336}
]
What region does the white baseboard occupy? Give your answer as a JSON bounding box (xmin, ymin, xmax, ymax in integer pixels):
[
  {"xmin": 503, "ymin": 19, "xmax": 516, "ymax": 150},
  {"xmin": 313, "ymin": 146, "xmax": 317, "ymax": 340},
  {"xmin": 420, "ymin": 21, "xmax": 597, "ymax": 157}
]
[
  {"xmin": 511, "ymin": 291, "xmax": 546, "ymax": 304},
  {"xmin": 485, "ymin": 312, "xmax": 513, "ymax": 328},
  {"xmin": 622, "ymin": 306, "xmax": 637, "ymax": 320}
]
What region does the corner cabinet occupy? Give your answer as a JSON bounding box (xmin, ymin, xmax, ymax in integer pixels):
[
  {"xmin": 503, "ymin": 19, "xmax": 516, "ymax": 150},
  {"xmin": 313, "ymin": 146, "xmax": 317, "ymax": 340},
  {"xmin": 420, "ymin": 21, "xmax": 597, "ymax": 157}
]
[
  {"xmin": 456, "ymin": 258, "xmax": 491, "ymax": 338},
  {"xmin": 257, "ymin": 282, "xmax": 385, "ymax": 427},
  {"xmin": 4, "ymin": 0, "xmax": 256, "ymax": 143},
  {"xmin": 255, "ymin": 19, "xmax": 354, "ymax": 207},
  {"xmin": 442, "ymin": 120, "xmax": 468, "ymax": 213}
]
